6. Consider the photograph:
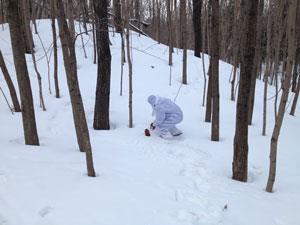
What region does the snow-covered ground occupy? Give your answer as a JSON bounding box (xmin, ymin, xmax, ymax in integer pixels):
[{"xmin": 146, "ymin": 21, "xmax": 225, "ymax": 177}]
[{"xmin": 0, "ymin": 20, "xmax": 299, "ymax": 225}]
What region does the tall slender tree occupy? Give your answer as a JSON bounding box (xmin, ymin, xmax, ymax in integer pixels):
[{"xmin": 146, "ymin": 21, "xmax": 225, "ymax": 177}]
[
  {"xmin": 93, "ymin": 0, "xmax": 112, "ymax": 130},
  {"xmin": 248, "ymin": 0, "xmax": 264, "ymax": 125},
  {"xmin": 51, "ymin": 0, "xmax": 59, "ymax": 98},
  {"xmin": 210, "ymin": 0, "xmax": 220, "ymax": 141},
  {"xmin": 0, "ymin": 50, "xmax": 21, "ymax": 112},
  {"xmin": 192, "ymin": 0, "xmax": 202, "ymax": 57},
  {"xmin": 232, "ymin": 0, "xmax": 258, "ymax": 182},
  {"xmin": 113, "ymin": 0, "xmax": 123, "ymax": 33},
  {"xmin": 266, "ymin": 0, "xmax": 298, "ymax": 193},
  {"xmin": 56, "ymin": 0, "xmax": 95, "ymax": 177},
  {"xmin": 180, "ymin": 0, "xmax": 187, "ymax": 84},
  {"xmin": 6, "ymin": 0, "xmax": 39, "ymax": 145}
]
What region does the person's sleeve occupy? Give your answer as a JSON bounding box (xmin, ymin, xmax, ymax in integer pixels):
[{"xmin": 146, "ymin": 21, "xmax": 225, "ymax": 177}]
[{"xmin": 154, "ymin": 107, "xmax": 166, "ymax": 126}]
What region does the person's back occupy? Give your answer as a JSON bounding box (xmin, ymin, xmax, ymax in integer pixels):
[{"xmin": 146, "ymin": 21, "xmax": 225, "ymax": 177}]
[{"xmin": 155, "ymin": 97, "xmax": 183, "ymax": 118}]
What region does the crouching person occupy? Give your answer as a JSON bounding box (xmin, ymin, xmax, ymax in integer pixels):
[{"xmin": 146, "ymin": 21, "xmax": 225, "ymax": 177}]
[{"xmin": 147, "ymin": 95, "xmax": 183, "ymax": 138}]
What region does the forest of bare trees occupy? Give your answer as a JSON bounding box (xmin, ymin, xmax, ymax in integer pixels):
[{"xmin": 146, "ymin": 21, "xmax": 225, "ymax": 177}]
[{"xmin": 0, "ymin": 0, "xmax": 299, "ymax": 193}]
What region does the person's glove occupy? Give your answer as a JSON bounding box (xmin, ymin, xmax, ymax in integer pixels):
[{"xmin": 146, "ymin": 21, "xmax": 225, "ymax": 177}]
[
  {"xmin": 145, "ymin": 129, "xmax": 151, "ymax": 136},
  {"xmin": 150, "ymin": 122, "xmax": 156, "ymax": 130}
]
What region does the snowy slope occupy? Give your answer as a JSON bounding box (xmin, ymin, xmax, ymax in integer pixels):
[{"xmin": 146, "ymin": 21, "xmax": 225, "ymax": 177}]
[{"xmin": 0, "ymin": 20, "xmax": 299, "ymax": 225}]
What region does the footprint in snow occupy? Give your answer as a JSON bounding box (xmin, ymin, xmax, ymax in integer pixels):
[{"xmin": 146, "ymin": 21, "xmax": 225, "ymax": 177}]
[
  {"xmin": 38, "ymin": 206, "xmax": 53, "ymax": 218},
  {"xmin": 0, "ymin": 214, "xmax": 8, "ymax": 225}
]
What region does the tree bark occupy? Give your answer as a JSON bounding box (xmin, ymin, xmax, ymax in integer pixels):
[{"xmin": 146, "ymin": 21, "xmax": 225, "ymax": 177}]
[
  {"xmin": 167, "ymin": 0, "xmax": 173, "ymax": 66},
  {"xmin": 266, "ymin": 0, "xmax": 297, "ymax": 192},
  {"xmin": 232, "ymin": 0, "xmax": 258, "ymax": 182},
  {"xmin": 180, "ymin": 0, "xmax": 187, "ymax": 84},
  {"xmin": 192, "ymin": 0, "xmax": 202, "ymax": 57},
  {"xmin": 113, "ymin": 0, "xmax": 123, "ymax": 33},
  {"xmin": 6, "ymin": 0, "xmax": 39, "ymax": 145},
  {"xmin": 205, "ymin": 63, "xmax": 212, "ymax": 122},
  {"xmin": 93, "ymin": 0, "xmax": 112, "ymax": 130},
  {"xmin": 210, "ymin": 0, "xmax": 219, "ymax": 141},
  {"xmin": 247, "ymin": 0, "xmax": 264, "ymax": 125},
  {"xmin": 230, "ymin": 0, "xmax": 241, "ymax": 101},
  {"xmin": 0, "ymin": 50, "xmax": 21, "ymax": 112},
  {"xmin": 51, "ymin": 0, "xmax": 59, "ymax": 98},
  {"xmin": 56, "ymin": 0, "xmax": 95, "ymax": 177},
  {"xmin": 125, "ymin": 0, "xmax": 133, "ymax": 128}
]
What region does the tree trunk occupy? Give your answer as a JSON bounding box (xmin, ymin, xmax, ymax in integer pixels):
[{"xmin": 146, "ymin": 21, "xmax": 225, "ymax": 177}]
[
  {"xmin": 93, "ymin": 0, "xmax": 112, "ymax": 130},
  {"xmin": 232, "ymin": 0, "xmax": 258, "ymax": 182},
  {"xmin": 6, "ymin": 0, "xmax": 39, "ymax": 145},
  {"xmin": 262, "ymin": 3, "xmax": 274, "ymax": 136},
  {"xmin": 192, "ymin": 0, "xmax": 202, "ymax": 57},
  {"xmin": 266, "ymin": 0, "xmax": 297, "ymax": 192},
  {"xmin": 51, "ymin": 0, "xmax": 59, "ymax": 98},
  {"xmin": 0, "ymin": 50, "xmax": 21, "ymax": 112},
  {"xmin": 125, "ymin": 0, "xmax": 133, "ymax": 128},
  {"xmin": 247, "ymin": 0, "xmax": 264, "ymax": 125},
  {"xmin": 113, "ymin": 0, "xmax": 123, "ymax": 33},
  {"xmin": 230, "ymin": 0, "xmax": 241, "ymax": 101},
  {"xmin": 167, "ymin": 0, "xmax": 173, "ymax": 66},
  {"xmin": 56, "ymin": 0, "xmax": 95, "ymax": 177},
  {"xmin": 23, "ymin": 0, "xmax": 46, "ymax": 111},
  {"xmin": 20, "ymin": 0, "xmax": 33, "ymax": 53},
  {"xmin": 210, "ymin": 0, "xmax": 219, "ymax": 141},
  {"xmin": 290, "ymin": 73, "xmax": 300, "ymax": 116},
  {"xmin": 292, "ymin": 4, "xmax": 300, "ymax": 92},
  {"xmin": 180, "ymin": 0, "xmax": 187, "ymax": 84},
  {"xmin": 205, "ymin": 63, "xmax": 212, "ymax": 122}
]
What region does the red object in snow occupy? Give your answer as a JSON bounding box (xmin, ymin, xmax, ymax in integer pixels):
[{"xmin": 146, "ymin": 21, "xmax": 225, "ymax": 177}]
[{"xmin": 145, "ymin": 129, "xmax": 151, "ymax": 136}]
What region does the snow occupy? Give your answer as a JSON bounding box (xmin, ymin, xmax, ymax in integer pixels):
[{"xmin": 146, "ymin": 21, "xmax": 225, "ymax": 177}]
[{"xmin": 0, "ymin": 19, "xmax": 300, "ymax": 225}]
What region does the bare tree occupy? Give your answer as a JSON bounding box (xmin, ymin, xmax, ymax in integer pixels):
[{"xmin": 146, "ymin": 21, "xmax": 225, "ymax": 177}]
[
  {"xmin": 167, "ymin": 0, "xmax": 173, "ymax": 66},
  {"xmin": 0, "ymin": 50, "xmax": 21, "ymax": 112},
  {"xmin": 6, "ymin": 0, "xmax": 39, "ymax": 145},
  {"xmin": 210, "ymin": 0, "xmax": 219, "ymax": 141},
  {"xmin": 125, "ymin": 0, "xmax": 133, "ymax": 128},
  {"xmin": 51, "ymin": 0, "xmax": 59, "ymax": 98},
  {"xmin": 93, "ymin": 0, "xmax": 112, "ymax": 130},
  {"xmin": 56, "ymin": 0, "xmax": 95, "ymax": 177},
  {"xmin": 192, "ymin": 0, "xmax": 202, "ymax": 57},
  {"xmin": 23, "ymin": 0, "xmax": 46, "ymax": 111},
  {"xmin": 230, "ymin": 0, "xmax": 241, "ymax": 101},
  {"xmin": 232, "ymin": 0, "xmax": 258, "ymax": 182},
  {"xmin": 180, "ymin": 0, "xmax": 187, "ymax": 84},
  {"xmin": 266, "ymin": 0, "xmax": 298, "ymax": 192},
  {"xmin": 114, "ymin": 0, "xmax": 123, "ymax": 33},
  {"xmin": 248, "ymin": 0, "xmax": 264, "ymax": 125}
]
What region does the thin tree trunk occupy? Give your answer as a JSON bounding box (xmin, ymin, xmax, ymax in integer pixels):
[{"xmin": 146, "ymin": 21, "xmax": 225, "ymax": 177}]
[
  {"xmin": 167, "ymin": 0, "xmax": 173, "ymax": 66},
  {"xmin": 290, "ymin": 73, "xmax": 300, "ymax": 116},
  {"xmin": 56, "ymin": 0, "xmax": 95, "ymax": 177},
  {"xmin": 120, "ymin": 32, "xmax": 125, "ymax": 96},
  {"xmin": 114, "ymin": 0, "xmax": 122, "ymax": 33},
  {"xmin": 180, "ymin": 0, "xmax": 187, "ymax": 84},
  {"xmin": 230, "ymin": 0, "xmax": 241, "ymax": 101},
  {"xmin": 125, "ymin": 0, "xmax": 133, "ymax": 128},
  {"xmin": 192, "ymin": 0, "xmax": 202, "ymax": 57},
  {"xmin": 266, "ymin": 0, "xmax": 297, "ymax": 192},
  {"xmin": 0, "ymin": 50, "xmax": 21, "ymax": 112},
  {"xmin": 51, "ymin": 0, "xmax": 59, "ymax": 98},
  {"xmin": 248, "ymin": 0, "xmax": 264, "ymax": 125},
  {"xmin": 23, "ymin": 3, "xmax": 46, "ymax": 111},
  {"xmin": 210, "ymin": 0, "xmax": 219, "ymax": 141},
  {"xmin": 262, "ymin": 5, "xmax": 273, "ymax": 136},
  {"xmin": 205, "ymin": 63, "xmax": 212, "ymax": 122}
]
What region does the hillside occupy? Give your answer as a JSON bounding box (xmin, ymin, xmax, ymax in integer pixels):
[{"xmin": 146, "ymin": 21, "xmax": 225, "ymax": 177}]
[{"xmin": 0, "ymin": 20, "xmax": 299, "ymax": 225}]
